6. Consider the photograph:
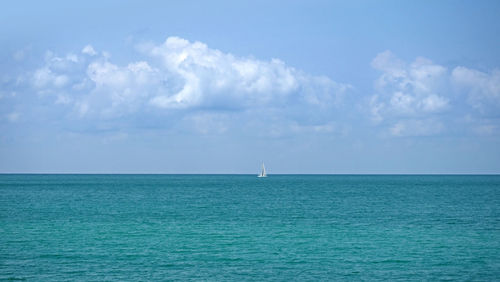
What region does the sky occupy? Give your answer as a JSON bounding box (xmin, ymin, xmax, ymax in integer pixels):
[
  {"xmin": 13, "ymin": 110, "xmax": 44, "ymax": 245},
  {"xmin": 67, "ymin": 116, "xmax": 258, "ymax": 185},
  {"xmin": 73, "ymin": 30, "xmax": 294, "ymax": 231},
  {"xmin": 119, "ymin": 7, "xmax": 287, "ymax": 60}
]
[{"xmin": 1, "ymin": 0, "xmax": 500, "ymax": 174}]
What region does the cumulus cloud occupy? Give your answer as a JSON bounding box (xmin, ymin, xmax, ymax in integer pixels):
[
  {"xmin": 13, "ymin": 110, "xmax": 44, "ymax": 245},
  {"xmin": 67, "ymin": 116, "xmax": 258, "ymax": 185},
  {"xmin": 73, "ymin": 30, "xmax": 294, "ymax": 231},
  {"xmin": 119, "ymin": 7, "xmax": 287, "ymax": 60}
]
[
  {"xmin": 146, "ymin": 37, "xmax": 299, "ymax": 109},
  {"xmin": 82, "ymin": 45, "xmax": 97, "ymax": 56},
  {"xmin": 28, "ymin": 36, "xmax": 351, "ymax": 134},
  {"xmin": 23, "ymin": 43, "xmax": 500, "ymax": 137},
  {"xmin": 371, "ymin": 51, "xmax": 449, "ymax": 120},
  {"xmin": 370, "ymin": 51, "xmax": 500, "ymax": 136},
  {"xmin": 142, "ymin": 37, "xmax": 348, "ymax": 110}
]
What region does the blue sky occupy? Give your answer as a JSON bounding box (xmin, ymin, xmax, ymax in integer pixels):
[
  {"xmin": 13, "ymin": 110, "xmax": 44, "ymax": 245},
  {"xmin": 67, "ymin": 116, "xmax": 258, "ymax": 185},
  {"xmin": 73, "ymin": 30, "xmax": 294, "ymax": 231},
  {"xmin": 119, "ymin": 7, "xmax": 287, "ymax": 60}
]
[{"xmin": 1, "ymin": 0, "xmax": 500, "ymax": 173}]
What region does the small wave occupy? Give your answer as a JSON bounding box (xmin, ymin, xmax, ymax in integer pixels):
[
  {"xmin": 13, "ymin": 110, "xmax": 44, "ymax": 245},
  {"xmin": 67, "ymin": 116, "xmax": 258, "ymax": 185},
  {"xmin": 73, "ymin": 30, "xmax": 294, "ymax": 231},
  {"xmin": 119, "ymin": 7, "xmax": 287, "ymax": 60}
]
[
  {"xmin": 373, "ymin": 259, "xmax": 411, "ymax": 264},
  {"xmin": 4, "ymin": 277, "xmax": 27, "ymax": 281}
]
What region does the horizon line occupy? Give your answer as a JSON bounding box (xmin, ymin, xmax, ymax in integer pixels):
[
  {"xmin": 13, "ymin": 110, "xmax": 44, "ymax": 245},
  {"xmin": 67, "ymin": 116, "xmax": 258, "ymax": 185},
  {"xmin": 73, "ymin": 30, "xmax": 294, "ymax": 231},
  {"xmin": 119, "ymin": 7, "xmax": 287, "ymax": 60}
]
[{"xmin": 1, "ymin": 173, "xmax": 499, "ymax": 176}]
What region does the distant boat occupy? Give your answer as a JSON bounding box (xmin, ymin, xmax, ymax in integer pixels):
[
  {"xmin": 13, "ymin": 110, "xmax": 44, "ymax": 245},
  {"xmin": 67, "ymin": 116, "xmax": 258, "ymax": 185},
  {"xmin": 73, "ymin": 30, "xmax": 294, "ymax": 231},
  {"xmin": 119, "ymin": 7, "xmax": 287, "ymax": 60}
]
[{"xmin": 258, "ymin": 163, "xmax": 267, "ymax": 178}]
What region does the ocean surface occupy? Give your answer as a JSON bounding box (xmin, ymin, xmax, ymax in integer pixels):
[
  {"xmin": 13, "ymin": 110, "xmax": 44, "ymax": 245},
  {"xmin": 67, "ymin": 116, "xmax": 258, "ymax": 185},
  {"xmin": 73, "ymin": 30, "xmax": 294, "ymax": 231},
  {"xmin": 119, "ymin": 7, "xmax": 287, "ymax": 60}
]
[{"xmin": 1, "ymin": 174, "xmax": 499, "ymax": 281}]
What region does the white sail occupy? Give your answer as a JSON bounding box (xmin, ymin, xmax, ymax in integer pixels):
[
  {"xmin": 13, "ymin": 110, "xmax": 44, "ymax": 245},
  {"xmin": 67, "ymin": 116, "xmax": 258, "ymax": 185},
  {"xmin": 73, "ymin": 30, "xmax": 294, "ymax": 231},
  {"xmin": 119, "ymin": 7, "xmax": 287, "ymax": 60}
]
[{"xmin": 258, "ymin": 162, "xmax": 267, "ymax": 177}]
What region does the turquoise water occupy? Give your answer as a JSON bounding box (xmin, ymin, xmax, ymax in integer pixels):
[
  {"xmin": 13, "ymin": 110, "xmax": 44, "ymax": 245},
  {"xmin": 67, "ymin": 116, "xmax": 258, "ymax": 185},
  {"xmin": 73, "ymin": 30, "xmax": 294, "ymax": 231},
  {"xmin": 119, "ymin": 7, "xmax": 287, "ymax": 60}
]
[{"xmin": 1, "ymin": 174, "xmax": 499, "ymax": 280}]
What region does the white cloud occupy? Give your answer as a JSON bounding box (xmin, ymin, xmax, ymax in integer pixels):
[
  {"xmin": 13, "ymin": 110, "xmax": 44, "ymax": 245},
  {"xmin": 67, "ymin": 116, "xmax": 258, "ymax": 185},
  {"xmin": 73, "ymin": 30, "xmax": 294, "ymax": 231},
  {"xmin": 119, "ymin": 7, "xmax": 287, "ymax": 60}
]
[
  {"xmin": 370, "ymin": 51, "xmax": 500, "ymax": 137},
  {"xmin": 82, "ymin": 45, "xmax": 97, "ymax": 56},
  {"xmin": 420, "ymin": 94, "xmax": 448, "ymax": 112},
  {"xmin": 33, "ymin": 68, "xmax": 69, "ymax": 89},
  {"xmin": 28, "ymin": 36, "xmax": 350, "ymax": 134},
  {"xmin": 451, "ymin": 66, "xmax": 500, "ymax": 112},
  {"xmin": 369, "ymin": 95, "xmax": 384, "ymax": 123},
  {"xmin": 31, "ymin": 51, "xmax": 89, "ymax": 96},
  {"xmin": 369, "ymin": 51, "xmax": 451, "ymax": 136},
  {"xmin": 371, "ymin": 50, "xmax": 406, "ymax": 79},
  {"xmin": 371, "ymin": 51, "xmax": 449, "ymax": 120},
  {"xmin": 390, "ymin": 92, "xmax": 415, "ymax": 114},
  {"xmin": 144, "ymin": 36, "xmax": 340, "ymax": 110}
]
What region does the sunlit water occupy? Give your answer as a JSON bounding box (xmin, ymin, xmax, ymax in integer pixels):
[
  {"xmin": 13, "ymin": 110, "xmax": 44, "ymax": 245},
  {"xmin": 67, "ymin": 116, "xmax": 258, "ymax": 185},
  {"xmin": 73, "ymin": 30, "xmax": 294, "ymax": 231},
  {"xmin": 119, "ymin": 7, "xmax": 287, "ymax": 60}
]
[{"xmin": 1, "ymin": 174, "xmax": 499, "ymax": 280}]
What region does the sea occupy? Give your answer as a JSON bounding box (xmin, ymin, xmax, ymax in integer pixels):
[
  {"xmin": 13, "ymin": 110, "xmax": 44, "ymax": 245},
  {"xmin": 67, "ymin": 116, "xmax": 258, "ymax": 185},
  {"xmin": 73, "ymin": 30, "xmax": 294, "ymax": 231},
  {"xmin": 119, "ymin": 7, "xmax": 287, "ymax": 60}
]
[{"xmin": 1, "ymin": 174, "xmax": 499, "ymax": 281}]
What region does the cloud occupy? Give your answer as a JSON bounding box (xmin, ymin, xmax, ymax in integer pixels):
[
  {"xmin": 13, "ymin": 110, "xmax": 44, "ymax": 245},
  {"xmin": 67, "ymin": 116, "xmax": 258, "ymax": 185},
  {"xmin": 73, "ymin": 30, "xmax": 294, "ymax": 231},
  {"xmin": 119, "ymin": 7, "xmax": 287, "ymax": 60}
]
[
  {"xmin": 26, "ymin": 36, "xmax": 351, "ymax": 134},
  {"xmin": 33, "ymin": 68, "xmax": 69, "ymax": 89},
  {"xmin": 82, "ymin": 45, "xmax": 97, "ymax": 56},
  {"xmin": 451, "ymin": 66, "xmax": 500, "ymax": 113},
  {"xmin": 145, "ymin": 37, "xmax": 346, "ymax": 110},
  {"xmin": 371, "ymin": 50, "xmax": 406, "ymax": 79},
  {"xmin": 19, "ymin": 44, "xmax": 500, "ymax": 138},
  {"xmin": 370, "ymin": 51, "xmax": 500, "ymax": 136},
  {"xmin": 371, "ymin": 51, "xmax": 449, "ymax": 120},
  {"xmin": 31, "ymin": 51, "xmax": 88, "ymax": 93}
]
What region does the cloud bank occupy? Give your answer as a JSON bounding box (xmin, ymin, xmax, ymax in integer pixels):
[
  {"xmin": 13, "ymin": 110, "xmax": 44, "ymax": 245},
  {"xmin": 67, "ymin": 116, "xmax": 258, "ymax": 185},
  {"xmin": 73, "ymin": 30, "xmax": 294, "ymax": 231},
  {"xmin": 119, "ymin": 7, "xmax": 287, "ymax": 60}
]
[
  {"xmin": 3, "ymin": 40, "xmax": 499, "ymax": 138},
  {"xmin": 27, "ymin": 36, "xmax": 350, "ymax": 135},
  {"xmin": 370, "ymin": 51, "xmax": 500, "ymax": 136}
]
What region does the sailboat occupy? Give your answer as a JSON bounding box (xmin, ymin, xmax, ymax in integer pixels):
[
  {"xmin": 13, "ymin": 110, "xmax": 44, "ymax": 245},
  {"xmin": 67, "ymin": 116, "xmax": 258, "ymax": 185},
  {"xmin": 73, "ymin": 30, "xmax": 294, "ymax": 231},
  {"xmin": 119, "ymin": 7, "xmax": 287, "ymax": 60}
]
[{"xmin": 258, "ymin": 163, "xmax": 267, "ymax": 178}]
